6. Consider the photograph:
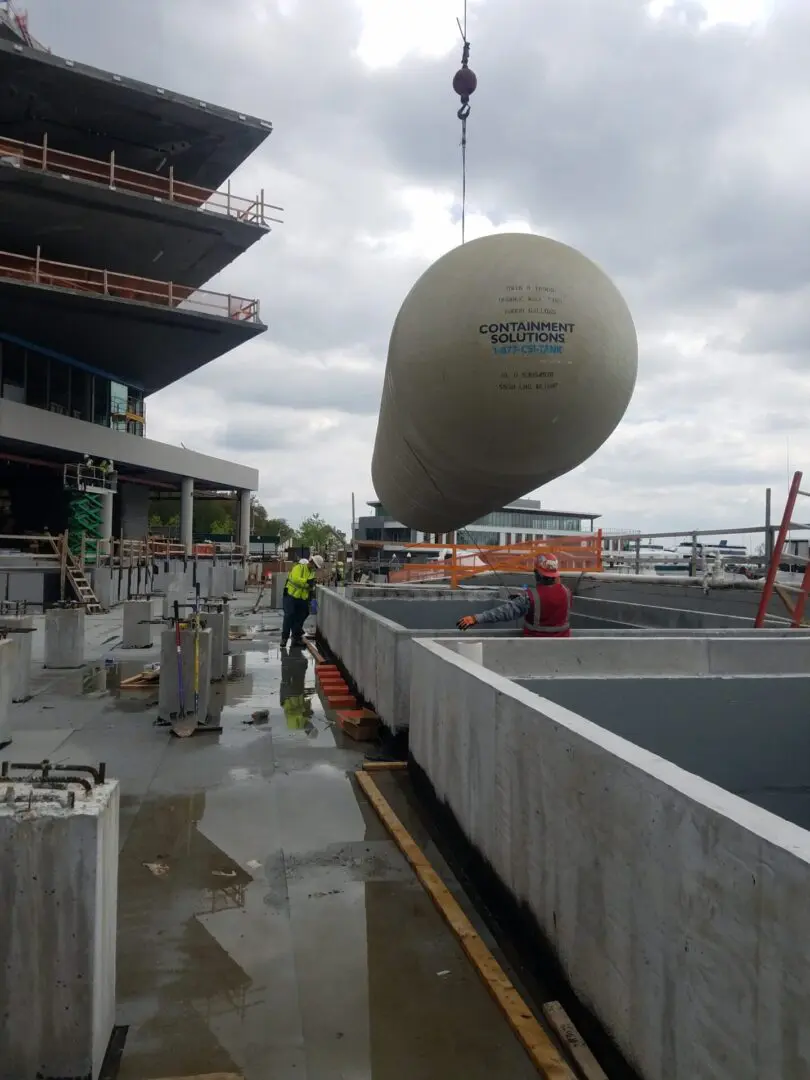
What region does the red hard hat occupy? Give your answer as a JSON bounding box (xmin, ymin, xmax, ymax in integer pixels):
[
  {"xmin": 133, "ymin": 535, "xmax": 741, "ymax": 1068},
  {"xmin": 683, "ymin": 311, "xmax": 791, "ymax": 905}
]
[{"xmin": 534, "ymin": 554, "xmax": 560, "ymax": 578}]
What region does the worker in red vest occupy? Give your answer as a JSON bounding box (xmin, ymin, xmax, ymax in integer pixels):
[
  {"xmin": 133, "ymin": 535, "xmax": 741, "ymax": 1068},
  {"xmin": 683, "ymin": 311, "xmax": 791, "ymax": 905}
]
[{"xmin": 456, "ymin": 554, "xmax": 571, "ymax": 637}]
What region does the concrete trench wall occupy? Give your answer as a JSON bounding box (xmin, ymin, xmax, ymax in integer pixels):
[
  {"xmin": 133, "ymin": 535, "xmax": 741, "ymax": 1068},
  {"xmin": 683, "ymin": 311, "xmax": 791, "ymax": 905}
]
[
  {"xmin": 572, "ymin": 581, "xmax": 787, "ymax": 629},
  {"xmin": 517, "ymin": 674, "xmax": 810, "ymax": 829},
  {"xmin": 408, "ymin": 638, "xmax": 810, "ymax": 1080},
  {"xmin": 316, "ymin": 586, "xmax": 810, "ymax": 730},
  {"xmin": 316, "ymin": 587, "xmax": 520, "ymax": 731},
  {"xmin": 445, "ymin": 633, "xmax": 810, "ymax": 678}
]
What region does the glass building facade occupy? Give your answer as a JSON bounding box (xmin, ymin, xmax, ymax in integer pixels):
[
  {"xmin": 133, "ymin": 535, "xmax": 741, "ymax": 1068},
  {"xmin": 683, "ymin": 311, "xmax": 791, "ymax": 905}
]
[
  {"xmin": 359, "ymin": 501, "xmax": 597, "ymax": 549},
  {"xmin": 0, "ymin": 338, "xmax": 145, "ymax": 436}
]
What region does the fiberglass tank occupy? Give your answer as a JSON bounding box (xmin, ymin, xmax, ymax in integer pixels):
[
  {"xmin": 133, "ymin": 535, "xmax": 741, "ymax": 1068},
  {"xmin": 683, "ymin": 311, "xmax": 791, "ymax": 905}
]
[{"xmin": 371, "ymin": 232, "xmax": 638, "ymax": 533}]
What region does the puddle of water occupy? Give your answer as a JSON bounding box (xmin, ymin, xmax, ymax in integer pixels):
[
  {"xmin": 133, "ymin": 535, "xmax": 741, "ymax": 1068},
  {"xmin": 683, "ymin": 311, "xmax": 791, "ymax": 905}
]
[
  {"xmin": 116, "ymin": 778, "xmax": 540, "ymax": 1080},
  {"xmin": 215, "ymin": 649, "xmax": 337, "ymax": 750}
]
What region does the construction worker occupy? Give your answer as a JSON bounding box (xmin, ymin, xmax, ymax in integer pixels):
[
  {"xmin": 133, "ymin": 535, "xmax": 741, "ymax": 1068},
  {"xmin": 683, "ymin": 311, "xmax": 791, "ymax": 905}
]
[
  {"xmin": 456, "ymin": 554, "xmax": 572, "ymax": 637},
  {"xmin": 279, "ymin": 650, "xmax": 315, "ymax": 731},
  {"xmin": 281, "ymin": 553, "xmax": 324, "ymax": 647}
]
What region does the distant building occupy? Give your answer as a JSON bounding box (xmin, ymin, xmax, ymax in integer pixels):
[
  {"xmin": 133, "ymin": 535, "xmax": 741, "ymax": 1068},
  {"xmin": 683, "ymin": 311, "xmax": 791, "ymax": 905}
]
[{"xmin": 355, "ymin": 498, "xmax": 600, "ymax": 563}]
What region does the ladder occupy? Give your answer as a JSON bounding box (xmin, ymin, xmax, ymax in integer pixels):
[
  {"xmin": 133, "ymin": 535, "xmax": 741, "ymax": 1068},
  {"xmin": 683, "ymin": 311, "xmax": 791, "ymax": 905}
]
[
  {"xmin": 754, "ymin": 470, "xmax": 810, "ymax": 628},
  {"xmin": 48, "ymin": 535, "xmax": 103, "ymax": 614}
]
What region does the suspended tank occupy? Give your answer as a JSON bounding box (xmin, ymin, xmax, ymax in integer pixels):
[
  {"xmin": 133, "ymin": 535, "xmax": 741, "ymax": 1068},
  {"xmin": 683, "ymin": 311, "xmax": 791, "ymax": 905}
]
[{"xmin": 371, "ymin": 233, "xmax": 638, "ymax": 533}]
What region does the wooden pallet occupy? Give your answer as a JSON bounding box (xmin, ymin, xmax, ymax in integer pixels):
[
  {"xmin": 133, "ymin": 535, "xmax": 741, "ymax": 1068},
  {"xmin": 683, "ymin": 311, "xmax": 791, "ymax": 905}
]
[{"xmin": 120, "ymin": 669, "xmax": 160, "ymax": 689}]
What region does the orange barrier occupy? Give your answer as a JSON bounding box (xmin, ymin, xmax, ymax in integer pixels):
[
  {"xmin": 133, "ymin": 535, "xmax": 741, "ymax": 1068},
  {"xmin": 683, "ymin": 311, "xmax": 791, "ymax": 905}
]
[
  {"xmin": 388, "ymin": 534, "xmax": 603, "ymax": 588},
  {"xmin": 0, "ymin": 248, "xmax": 261, "ymax": 323},
  {"xmin": 0, "ymin": 133, "xmax": 282, "ymax": 226}
]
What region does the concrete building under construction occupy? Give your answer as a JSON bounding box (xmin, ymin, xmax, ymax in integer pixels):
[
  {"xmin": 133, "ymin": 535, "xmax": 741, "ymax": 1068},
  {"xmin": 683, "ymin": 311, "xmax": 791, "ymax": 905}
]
[{"xmin": 0, "ymin": 6, "xmax": 274, "ymax": 590}]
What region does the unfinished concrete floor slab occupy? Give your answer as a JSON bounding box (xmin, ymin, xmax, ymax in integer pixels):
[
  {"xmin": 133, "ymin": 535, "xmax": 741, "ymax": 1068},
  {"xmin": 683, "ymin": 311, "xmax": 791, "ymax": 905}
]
[{"xmin": 1, "ymin": 603, "xmax": 544, "ymax": 1080}]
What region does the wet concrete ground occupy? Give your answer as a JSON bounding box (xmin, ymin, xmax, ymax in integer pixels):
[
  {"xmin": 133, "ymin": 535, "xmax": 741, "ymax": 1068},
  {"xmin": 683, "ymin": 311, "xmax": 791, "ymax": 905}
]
[{"xmin": 5, "ymin": 599, "xmax": 541, "ymax": 1079}]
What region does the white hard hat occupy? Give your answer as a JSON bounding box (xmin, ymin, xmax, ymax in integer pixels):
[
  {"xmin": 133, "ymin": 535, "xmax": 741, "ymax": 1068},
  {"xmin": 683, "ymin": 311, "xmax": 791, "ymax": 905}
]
[{"xmin": 310, "ymin": 554, "xmax": 325, "ymax": 570}]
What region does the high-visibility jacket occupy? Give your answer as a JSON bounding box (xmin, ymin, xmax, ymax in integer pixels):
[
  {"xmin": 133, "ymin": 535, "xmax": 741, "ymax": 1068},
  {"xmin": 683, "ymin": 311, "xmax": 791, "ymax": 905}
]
[
  {"xmin": 283, "ymin": 694, "xmax": 310, "ymax": 730},
  {"xmin": 523, "ymin": 583, "xmax": 571, "ymax": 638},
  {"xmin": 285, "ymin": 561, "xmax": 316, "ymax": 600}
]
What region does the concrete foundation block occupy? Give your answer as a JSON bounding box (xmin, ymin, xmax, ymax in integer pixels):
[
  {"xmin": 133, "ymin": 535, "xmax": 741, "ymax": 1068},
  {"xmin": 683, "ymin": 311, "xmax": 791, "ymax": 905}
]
[
  {"xmin": 0, "ymin": 615, "xmax": 33, "ymax": 702},
  {"xmin": 153, "ymin": 571, "xmax": 176, "ymax": 596},
  {"xmin": 222, "ymin": 601, "xmax": 231, "ymax": 655},
  {"xmin": 0, "ymin": 638, "xmax": 14, "ymax": 742},
  {"xmin": 234, "ymin": 565, "xmax": 246, "ymax": 591},
  {"xmin": 122, "ymin": 600, "xmax": 152, "ymax": 649},
  {"xmin": 0, "ymin": 779, "xmax": 119, "ymax": 1080},
  {"xmin": 206, "ymin": 563, "xmax": 231, "ymax": 598},
  {"xmin": 161, "ymin": 585, "xmax": 182, "ymax": 620},
  {"xmin": 91, "ymin": 567, "xmax": 113, "ymax": 610},
  {"xmin": 203, "ymin": 610, "xmax": 226, "ymax": 681},
  {"xmin": 230, "ymin": 652, "xmax": 247, "ymax": 678},
  {"xmin": 271, "ymin": 572, "xmax": 288, "ymax": 609},
  {"xmin": 44, "ymin": 607, "xmax": 85, "ymax": 669},
  {"xmin": 157, "ymin": 627, "xmax": 213, "ymax": 723}
]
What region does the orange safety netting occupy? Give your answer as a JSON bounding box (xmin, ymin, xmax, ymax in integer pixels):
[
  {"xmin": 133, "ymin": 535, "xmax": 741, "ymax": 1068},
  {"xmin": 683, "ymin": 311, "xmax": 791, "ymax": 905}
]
[{"xmin": 387, "ymin": 533, "xmax": 603, "ymax": 587}]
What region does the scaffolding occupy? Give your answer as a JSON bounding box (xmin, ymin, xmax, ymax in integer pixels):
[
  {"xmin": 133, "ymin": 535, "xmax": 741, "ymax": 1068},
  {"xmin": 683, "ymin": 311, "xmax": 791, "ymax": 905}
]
[
  {"xmin": 68, "ymin": 491, "xmax": 102, "ymax": 565},
  {"xmin": 63, "ymin": 462, "xmax": 118, "ymax": 496}
]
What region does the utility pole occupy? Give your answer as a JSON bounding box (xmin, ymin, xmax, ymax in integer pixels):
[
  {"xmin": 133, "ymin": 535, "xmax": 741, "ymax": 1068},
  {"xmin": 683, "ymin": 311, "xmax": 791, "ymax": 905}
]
[
  {"xmin": 765, "ymin": 487, "xmax": 773, "ymax": 564},
  {"xmin": 350, "ymin": 492, "xmax": 356, "ymax": 583}
]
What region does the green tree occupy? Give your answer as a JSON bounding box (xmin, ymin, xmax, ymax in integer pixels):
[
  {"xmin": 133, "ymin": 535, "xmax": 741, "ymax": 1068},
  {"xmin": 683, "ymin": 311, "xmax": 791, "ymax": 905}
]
[
  {"xmin": 209, "ymin": 515, "xmax": 235, "ymax": 535},
  {"xmin": 149, "ymin": 494, "xmax": 284, "ymax": 539},
  {"xmin": 262, "ymin": 517, "xmax": 294, "ymax": 542},
  {"xmin": 294, "ymin": 513, "xmax": 346, "ymax": 555},
  {"xmin": 251, "ymin": 495, "xmax": 268, "ymax": 531}
]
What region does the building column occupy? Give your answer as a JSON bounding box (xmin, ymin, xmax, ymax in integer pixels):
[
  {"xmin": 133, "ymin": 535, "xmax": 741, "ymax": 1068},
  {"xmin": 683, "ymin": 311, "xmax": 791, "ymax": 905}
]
[
  {"xmin": 180, "ymin": 477, "xmax": 193, "ymax": 554},
  {"xmin": 237, "ymin": 489, "xmax": 252, "ymax": 552},
  {"xmin": 99, "ymin": 491, "xmax": 114, "ymax": 558}
]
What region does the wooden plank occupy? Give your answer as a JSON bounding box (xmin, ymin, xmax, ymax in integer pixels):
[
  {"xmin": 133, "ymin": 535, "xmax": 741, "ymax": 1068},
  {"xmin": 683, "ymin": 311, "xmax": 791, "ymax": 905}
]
[
  {"xmin": 304, "ymin": 638, "xmax": 325, "ymax": 664},
  {"xmin": 356, "ymin": 770, "xmax": 577, "ymax": 1080},
  {"xmin": 362, "ymin": 760, "xmax": 408, "ymax": 771},
  {"xmin": 542, "ymin": 1002, "xmax": 609, "ymax": 1080}
]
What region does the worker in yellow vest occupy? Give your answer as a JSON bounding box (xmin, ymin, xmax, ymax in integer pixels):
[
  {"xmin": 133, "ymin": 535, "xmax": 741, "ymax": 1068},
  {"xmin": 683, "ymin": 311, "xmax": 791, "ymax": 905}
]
[
  {"xmin": 281, "ymin": 553, "xmax": 324, "ymax": 647},
  {"xmin": 279, "ymin": 651, "xmax": 314, "ymax": 729}
]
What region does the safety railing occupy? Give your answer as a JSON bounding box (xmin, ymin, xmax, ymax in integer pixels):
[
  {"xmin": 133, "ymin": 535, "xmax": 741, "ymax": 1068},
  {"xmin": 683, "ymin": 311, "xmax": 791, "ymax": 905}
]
[
  {"xmin": 0, "ymin": 248, "xmax": 261, "ymax": 323},
  {"xmin": 0, "ymin": 133, "xmax": 282, "ymax": 227},
  {"xmin": 387, "ymin": 534, "xmax": 603, "ymax": 588}
]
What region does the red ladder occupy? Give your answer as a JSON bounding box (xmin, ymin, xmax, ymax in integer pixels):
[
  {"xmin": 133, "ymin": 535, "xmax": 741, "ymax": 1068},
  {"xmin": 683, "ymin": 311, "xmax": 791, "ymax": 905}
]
[{"xmin": 754, "ymin": 470, "xmax": 810, "ymax": 627}]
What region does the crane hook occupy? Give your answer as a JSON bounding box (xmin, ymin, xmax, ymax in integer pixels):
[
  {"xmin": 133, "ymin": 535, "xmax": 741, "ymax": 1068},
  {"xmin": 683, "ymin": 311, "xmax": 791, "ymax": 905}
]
[{"xmin": 453, "ymin": 38, "xmax": 477, "ymax": 120}]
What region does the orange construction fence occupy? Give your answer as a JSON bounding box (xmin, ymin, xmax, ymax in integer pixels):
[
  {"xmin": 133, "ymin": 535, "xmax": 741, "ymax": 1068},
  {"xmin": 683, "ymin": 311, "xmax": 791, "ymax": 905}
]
[{"xmin": 387, "ymin": 533, "xmax": 603, "ymax": 588}]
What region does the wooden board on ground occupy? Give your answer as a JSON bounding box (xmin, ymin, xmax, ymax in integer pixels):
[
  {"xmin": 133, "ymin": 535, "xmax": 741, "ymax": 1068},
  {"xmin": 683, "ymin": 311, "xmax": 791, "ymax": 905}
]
[
  {"xmin": 120, "ymin": 669, "xmax": 159, "ymax": 688},
  {"xmin": 304, "ymin": 638, "xmax": 325, "ymax": 664},
  {"xmin": 356, "ymin": 770, "xmax": 578, "ymax": 1080},
  {"xmin": 541, "ymin": 1002, "xmax": 609, "ymax": 1080}
]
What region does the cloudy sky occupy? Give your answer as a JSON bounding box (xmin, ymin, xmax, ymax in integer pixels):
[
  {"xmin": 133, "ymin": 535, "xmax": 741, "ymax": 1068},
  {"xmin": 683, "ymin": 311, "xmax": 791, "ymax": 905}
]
[{"xmin": 25, "ymin": 0, "xmax": 810, "ymax": 541}]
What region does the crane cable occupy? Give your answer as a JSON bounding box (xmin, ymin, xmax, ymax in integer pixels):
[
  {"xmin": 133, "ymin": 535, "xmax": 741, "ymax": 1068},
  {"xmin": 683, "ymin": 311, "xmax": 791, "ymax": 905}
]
[{"xmin": 453, "ymin": 0, "xmax": 477, "ymax": 244}]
